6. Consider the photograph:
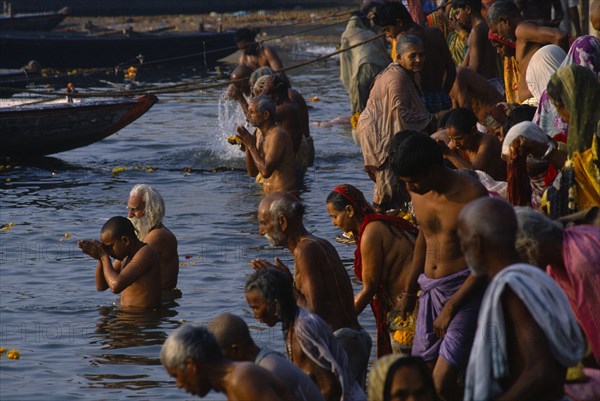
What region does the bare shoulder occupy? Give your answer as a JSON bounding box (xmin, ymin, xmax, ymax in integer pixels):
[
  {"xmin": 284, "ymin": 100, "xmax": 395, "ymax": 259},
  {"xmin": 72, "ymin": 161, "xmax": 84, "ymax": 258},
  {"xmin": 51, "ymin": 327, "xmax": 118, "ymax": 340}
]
[
  {"xmin": 131, "ymin": 243, "xmax": 160, "ymax": 266},
  {"xmin": 453, "ymin": 170, "xmax": 488, "ymax": 200},
  {"xmin": 144, "ymin": 226, "xmax": 177, "ymax": 244}
]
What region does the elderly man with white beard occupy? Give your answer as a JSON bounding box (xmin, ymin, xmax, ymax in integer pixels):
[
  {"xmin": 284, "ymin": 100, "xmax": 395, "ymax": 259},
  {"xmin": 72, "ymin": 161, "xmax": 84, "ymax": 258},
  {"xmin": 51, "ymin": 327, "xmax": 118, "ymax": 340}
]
[
  {"xmin": 127, "ymin": 184, "xmax": 179, "ymax": 291},
  {"xmin": 251, "ymin": 191, "xmax": 372, "ymax": 389}
]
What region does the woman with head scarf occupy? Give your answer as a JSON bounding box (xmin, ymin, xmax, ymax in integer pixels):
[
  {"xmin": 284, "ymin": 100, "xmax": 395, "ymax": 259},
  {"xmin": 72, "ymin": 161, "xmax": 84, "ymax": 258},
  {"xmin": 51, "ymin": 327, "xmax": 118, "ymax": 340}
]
[
  {"xmin": 367, "ymin": 354, "xmax": 438, "ymax": 401},
  {"xmin": 533, "ymin": 35, "xmax": 600, "ymax": 138},
  {"xmin": 525, "ymin": 44, "xmax": 566, "ymax": 107},
  {"xmin": 545, "ymin": 64, "xmax": 600, "ymax": 217},
  {"xmin": 326, "ymin": 183, "xmax": 418, "ymax": 357}
]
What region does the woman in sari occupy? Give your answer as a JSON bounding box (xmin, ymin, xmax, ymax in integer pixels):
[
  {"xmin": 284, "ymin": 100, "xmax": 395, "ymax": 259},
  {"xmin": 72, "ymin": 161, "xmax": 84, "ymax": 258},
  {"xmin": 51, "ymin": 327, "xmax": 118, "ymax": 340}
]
[{"xmin": 325, "ymin": 184, "xmax": 417, "ymax": 357}]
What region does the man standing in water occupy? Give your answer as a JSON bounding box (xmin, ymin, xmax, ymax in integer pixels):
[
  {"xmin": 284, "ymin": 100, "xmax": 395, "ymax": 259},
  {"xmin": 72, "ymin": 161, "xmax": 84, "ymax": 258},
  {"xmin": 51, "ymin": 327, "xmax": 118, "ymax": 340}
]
[
  {"xmin": 235, "ymin": 28, "xmax": 288, "ymax": 82},
  {"xmin": 252, "ymin": 191, "xmax": 371, "ymax": 388},
  {"xmin": 127, "ymin": 184, "xmax": 179, "ymax": 290},
  {"xmin": 390, "ymin": 133, "xmax": 488, "ymax": 400},
  {"xmin": 236, "ymin": 96, "xmax": 297, "ymax": 194},
  {"xmin": 78, "ymin": 216, "xmax": 161, "ymax": 309}
]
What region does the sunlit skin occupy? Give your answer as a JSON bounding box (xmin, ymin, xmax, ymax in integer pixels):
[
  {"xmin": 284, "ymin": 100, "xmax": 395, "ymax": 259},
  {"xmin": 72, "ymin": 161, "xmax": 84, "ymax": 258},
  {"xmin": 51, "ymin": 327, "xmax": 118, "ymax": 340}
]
[
  {"xmin": 397, "ymin": 44, "xmax": 425, "ymax": 74},
  {"xmin": 127, "ymin": 194, "xmax": 144, "ymax": 219},
  {"xmin": 165, "ymin": 364, "xmax": 211, "ymax": 398},
  {"xmin": 398, "ymin": 173, "xmax": 434, "ymax": 196},
  {"xmin": 325, "ymin": 203, "xmax": 356, "ymax": 235},
  {"xmin": 388, "ymin": 366, "xmax": 436, "ymax": 401}
]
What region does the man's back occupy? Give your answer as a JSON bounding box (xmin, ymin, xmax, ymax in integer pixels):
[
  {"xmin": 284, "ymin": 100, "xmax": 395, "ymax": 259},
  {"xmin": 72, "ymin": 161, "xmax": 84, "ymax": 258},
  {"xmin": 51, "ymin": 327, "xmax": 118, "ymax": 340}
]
[
  {"xmin": 465, "ymin": 19, "xmax": 499, "ymax": 79},
  {"xmin": 293, "ymin": 235, "xmax": 359, "ymax": 332},
  {"xmin": 144, "ymin": 225, "xmax": 179, "ymax": 290},
  {"xmin": 227, "ymin": 361, "xmax": 298, "ymax": 401},
  {"xmin": 256, "ymin": 349, "xmax": 325, "ymax": 401}
]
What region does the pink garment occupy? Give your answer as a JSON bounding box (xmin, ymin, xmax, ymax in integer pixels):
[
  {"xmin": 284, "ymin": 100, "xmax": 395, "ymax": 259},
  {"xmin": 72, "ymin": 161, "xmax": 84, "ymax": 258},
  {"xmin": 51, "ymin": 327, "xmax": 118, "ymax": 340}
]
[{"xmin": 548, "ymin": 225, "xmax": 600, "ymax": 363}]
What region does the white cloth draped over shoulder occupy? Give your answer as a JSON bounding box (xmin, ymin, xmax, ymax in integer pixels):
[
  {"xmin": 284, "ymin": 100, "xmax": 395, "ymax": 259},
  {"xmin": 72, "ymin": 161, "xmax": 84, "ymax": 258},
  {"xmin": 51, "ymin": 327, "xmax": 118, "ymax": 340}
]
[{"xmin": 464, "ymin": 263, "xmax": 585, "ymax": 401}]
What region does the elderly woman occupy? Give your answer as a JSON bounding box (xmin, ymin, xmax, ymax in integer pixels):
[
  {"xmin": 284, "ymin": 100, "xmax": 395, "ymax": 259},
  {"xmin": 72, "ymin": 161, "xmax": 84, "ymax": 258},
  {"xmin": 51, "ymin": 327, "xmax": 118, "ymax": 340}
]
[{"xmin": 326, "ymin": 184, "xmax": 417, "ymax": 357}]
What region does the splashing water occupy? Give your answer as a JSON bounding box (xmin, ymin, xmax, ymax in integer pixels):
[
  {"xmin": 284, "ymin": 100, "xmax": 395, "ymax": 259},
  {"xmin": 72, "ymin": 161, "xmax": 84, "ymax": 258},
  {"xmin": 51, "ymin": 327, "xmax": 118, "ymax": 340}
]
[{"xmin": 214, "ymin": 92, "xmax": 248, "ymax": 160}]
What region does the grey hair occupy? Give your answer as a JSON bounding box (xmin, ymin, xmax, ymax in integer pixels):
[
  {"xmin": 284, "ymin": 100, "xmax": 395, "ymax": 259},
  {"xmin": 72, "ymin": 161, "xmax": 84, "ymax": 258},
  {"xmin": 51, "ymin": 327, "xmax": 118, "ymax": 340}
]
[
  {"xmin": 514, "ymin": 206, "xmax": 564, "ymax": 265},
  {"xmin": 395, "ymin": 34, "xmax": 423, "ymax": 57},
  {"xmin": 486, "ymin": 0, "xmax": 519, "ymax": 26},
  {"xmin": 160, "ymin": 324, "xmax": 222, "ymax": 370},
  {"xmin": 251, "ymin": 95, "xmax": 276, "ymax": 122},
  {"xmin": 249, "ymin": 67, "xmax": 274, "ymax": 89},
  {"xmin": 130, "ymin": 184, "xmax": 165, "ymax": 225},
  {"xmin": 269, "ymin": 194, "xmax": 305, "ymax": 222}
]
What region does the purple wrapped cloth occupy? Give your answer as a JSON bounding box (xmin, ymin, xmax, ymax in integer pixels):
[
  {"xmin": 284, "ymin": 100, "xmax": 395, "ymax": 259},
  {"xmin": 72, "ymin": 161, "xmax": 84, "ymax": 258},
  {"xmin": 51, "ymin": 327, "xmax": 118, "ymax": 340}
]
[{"xmin": 412, "ymin": 269, "xmax": 482, "ymax": 368}]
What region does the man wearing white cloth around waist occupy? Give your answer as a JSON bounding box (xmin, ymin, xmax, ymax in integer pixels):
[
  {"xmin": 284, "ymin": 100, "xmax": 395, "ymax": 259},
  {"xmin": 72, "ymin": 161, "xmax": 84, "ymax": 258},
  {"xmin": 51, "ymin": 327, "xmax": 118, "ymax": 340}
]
[{"xmin": 456, "ymin": 197, "xmax": 585, "ymax": 401}]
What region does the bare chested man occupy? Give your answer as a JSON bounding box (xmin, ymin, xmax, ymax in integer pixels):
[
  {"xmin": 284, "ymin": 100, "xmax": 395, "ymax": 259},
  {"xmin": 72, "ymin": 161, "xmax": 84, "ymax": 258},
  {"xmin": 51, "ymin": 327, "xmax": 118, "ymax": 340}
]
[
  {"xmin": 252, "ymin": 191, "xmax": 371, "ymax": 388},
  {"xmin": 161, "ymin": 324, "xmax": 299, "ymax": 401},
  {"xmin": 127, "ymin": 184, "xmax": 179, "ymax": 290},
  {"xmin": 261, "ymin": 75, "xmax": 314, "ymax": 175},
  {"xmin": 371, "ymin": 1, "xmax": 456, "ymax": 112},
  {"xmin": 439, "ymin": 107, "xmax": 506, "ymax": 181},
  {"xmin": 389, "ymin": 133, "xmax": 488, "ymax": 401},
  {"xmin": 78, "ymin": 216, "xmax": 161, "ymax": 309},
  {"xmin": 458, "ymin": 198, "xmax": 584, "ymax": 401},
  {"xmin": 234, "ymin": 28, "xmax": 287, "ymax": 82},
  {"xmin": 453, "ymin": 0, "xmax": 500, "ymax": 80},
  {"xmin": 244, "ymin": 268, "xmax": 366, "ymax": 401},
  {"xmin": 487, "ymin": 0, "xmax": 568, "ymax": 103},
  {"xmin": 236, "ymin": 95, "xmax": 297, "ymax": 194}
]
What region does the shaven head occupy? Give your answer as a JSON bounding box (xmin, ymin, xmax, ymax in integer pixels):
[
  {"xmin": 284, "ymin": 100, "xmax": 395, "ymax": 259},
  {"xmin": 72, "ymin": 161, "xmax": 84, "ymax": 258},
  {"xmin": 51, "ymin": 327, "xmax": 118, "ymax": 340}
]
[
  {"xmin": 208, "ymin": 313, "xmax": 255, "ymax": 360},
  {"xmin": 160, "ymin": 324, "xmax": 222, "ymax": 370},
  {"xmin": 457, "ymin": 197, "xmax": 517, "ymax": 277},
  {"xmin": 101, "ymin": 216, "xmax": 137, "ymax": 240},
  {"xmin": 395, "ymin": 34, "xmax": 423, "ymax": 56},
  {"xmin": 514, "ymin": 207, "xmax": 563, "ymax": 266},
  {"xmin": 486, "ymin": 0, "xmax": 519, "ymax": 25}
]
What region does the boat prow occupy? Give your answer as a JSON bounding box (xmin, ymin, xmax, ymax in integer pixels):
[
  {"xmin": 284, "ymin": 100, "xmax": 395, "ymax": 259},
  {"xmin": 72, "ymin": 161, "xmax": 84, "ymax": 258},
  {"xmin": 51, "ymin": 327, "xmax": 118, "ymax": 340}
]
[{"xmin": 0, "ymin": 94, "xmax": 158, "ymax": 157}]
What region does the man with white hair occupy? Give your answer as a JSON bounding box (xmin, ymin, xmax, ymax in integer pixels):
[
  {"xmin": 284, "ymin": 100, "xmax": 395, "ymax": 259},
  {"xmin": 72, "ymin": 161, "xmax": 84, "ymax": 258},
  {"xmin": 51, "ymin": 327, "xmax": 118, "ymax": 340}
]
[
  {"xmin": 127, "ymin": 184, "xmax": 179, "ymax": 290},
  {"xmin": 160, "ymin": 324, "xmax": 298, "ymax": 400},
  {"xmin": 457, "ymin": 197, "xmax": 585, "ymax": 401},
  {"xmin": 252, "ymin": 191, "xmax": 372, "ymax": 389}
]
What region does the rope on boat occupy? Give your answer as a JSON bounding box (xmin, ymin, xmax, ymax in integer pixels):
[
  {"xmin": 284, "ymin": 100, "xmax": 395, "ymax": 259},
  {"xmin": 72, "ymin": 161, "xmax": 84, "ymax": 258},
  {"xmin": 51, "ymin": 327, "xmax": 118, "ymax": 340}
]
[{"xmin": 1, "ymin": 32, "xmax": 386, "ymax": 104}]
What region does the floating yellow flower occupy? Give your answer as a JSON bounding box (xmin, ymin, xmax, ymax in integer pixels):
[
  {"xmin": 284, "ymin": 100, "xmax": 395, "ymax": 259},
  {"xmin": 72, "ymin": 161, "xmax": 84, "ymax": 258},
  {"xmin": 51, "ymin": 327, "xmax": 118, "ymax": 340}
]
[
  {"xmin": 308, "ymin": 96, "xmax": 320, "ymax": 102},
  {"xmin": 0, "ymin": 347, "xmax": 7, "ymax": 355},
  {"xmin": 7, "ymin": 349, "xmax": 20, "ymax": 359},
  {"xmin": 64, "ymin": 233, "xmax": 71, "ymax": 239},
  {"xmin": 112, "ymin": 166, "xmax": 128, "ymax": 176}
]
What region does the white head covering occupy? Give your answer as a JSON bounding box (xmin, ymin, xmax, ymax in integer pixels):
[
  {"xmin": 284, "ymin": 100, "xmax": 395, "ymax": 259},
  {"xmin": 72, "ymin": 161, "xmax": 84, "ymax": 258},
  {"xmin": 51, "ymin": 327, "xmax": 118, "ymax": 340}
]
[
  {"xmin": 526, "ymin": 45, "xmax": 566, "ymax": 104},
  {"xmin": 502, "ymin": 121, "xmax": 549, "ymax": 159}
]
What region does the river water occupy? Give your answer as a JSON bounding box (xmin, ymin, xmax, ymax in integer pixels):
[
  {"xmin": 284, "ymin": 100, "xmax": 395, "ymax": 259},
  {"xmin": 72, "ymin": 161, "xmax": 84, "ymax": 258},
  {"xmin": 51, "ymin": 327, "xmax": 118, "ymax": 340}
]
[{"xmin": 0, "ymin": 49, "xmax": 377, "ymax": 400}]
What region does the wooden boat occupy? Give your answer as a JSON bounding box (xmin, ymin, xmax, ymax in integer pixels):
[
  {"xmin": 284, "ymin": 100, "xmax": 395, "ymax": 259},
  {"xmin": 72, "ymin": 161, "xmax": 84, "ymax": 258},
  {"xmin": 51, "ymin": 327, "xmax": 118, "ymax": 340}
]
[
  {"xmin": 0, "ymin": 94, "xmax": 157, "ymax": 157},
  {"xmin": 0, "ymin": 7, "xmax": 69, "ymax": 31},
  {"xmin": 0, "ymin": 29, "xmax": 237, "ymax": 69}
]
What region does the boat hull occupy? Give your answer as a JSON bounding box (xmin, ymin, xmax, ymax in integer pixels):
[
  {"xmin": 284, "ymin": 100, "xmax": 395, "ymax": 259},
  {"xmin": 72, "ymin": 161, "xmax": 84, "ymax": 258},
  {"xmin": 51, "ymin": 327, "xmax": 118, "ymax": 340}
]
[
  {"xmin": 0, "ymin": 31, "xmax": 237, "ymax": 68},
  {"xmin": 0, "ymin": 94, "xmax": 158, "ymax": 157},
  {"xmin": 0, "ymin": 12, "xmax": 67, "ymax": 31}
]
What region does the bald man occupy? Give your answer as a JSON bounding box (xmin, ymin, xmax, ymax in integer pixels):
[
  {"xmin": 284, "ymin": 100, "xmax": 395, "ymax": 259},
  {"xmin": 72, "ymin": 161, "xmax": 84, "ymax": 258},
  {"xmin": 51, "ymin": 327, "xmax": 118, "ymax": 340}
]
[
  {"xmin": 208, "ymin": 313, "xmax": 324, "ymax": 401},
  {"xmin": 252, "ymin": 191, "xmax": 371, "ymax": 388},
  {"xmin": 457, "ymin": 198, "xmax": 585, "ymax": 401},
  {"xmin": 78, "ymin": 216, "xmax": 161, "ymax": 309}
]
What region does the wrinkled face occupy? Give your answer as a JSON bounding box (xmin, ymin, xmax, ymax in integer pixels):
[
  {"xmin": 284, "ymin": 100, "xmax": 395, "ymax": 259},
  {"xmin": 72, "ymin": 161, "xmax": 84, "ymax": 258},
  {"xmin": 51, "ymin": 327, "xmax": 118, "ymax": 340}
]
[
  {"xmin": 397, "ymin": 43, "xmax": 425, "ymax": 73},
  {"xmin": 489, "ymin": 18, "xmax": 515, "ymax": 42},
  {"xmin": 127, "ymin": 194, "xmax": 145, "ymax": 219},
  {"xmin": 447, "ymin": 126, "xmax": 475, "ymax": 151},
  {"xmin": 257, "ymin": 202, "xmax": 285, "ymax": 246},
  {"xmin": 165, "ymin": 364, "xmax": 211, "ymax": 397},
  {"xmin": 457, "ymin": 222, "xmax": 486, "ymax": 277},
  {"xmin": 399, "ymin": 172, "xmax": 433, "ymax": 195},
  {"xmin": 388, "ymin": 366, "xmax": 436, "ymax": 401},
  {"xmin": 247, "ymin": 100, "xmax": 268, "ymax": 127},
  {"xmin": 454, "ymin": 7, "xmax": 471, "ymax": 30},
  {"xmin": 326, "ymin": 203, "xmax": 354, "ymax": 234},
  {"xmin": 100, "ymin": 231, "xmax": 128, "ymax": 261},
  {"xmin": 245, "ymin": 289, "xmax": 279, "ymax": 327}
]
